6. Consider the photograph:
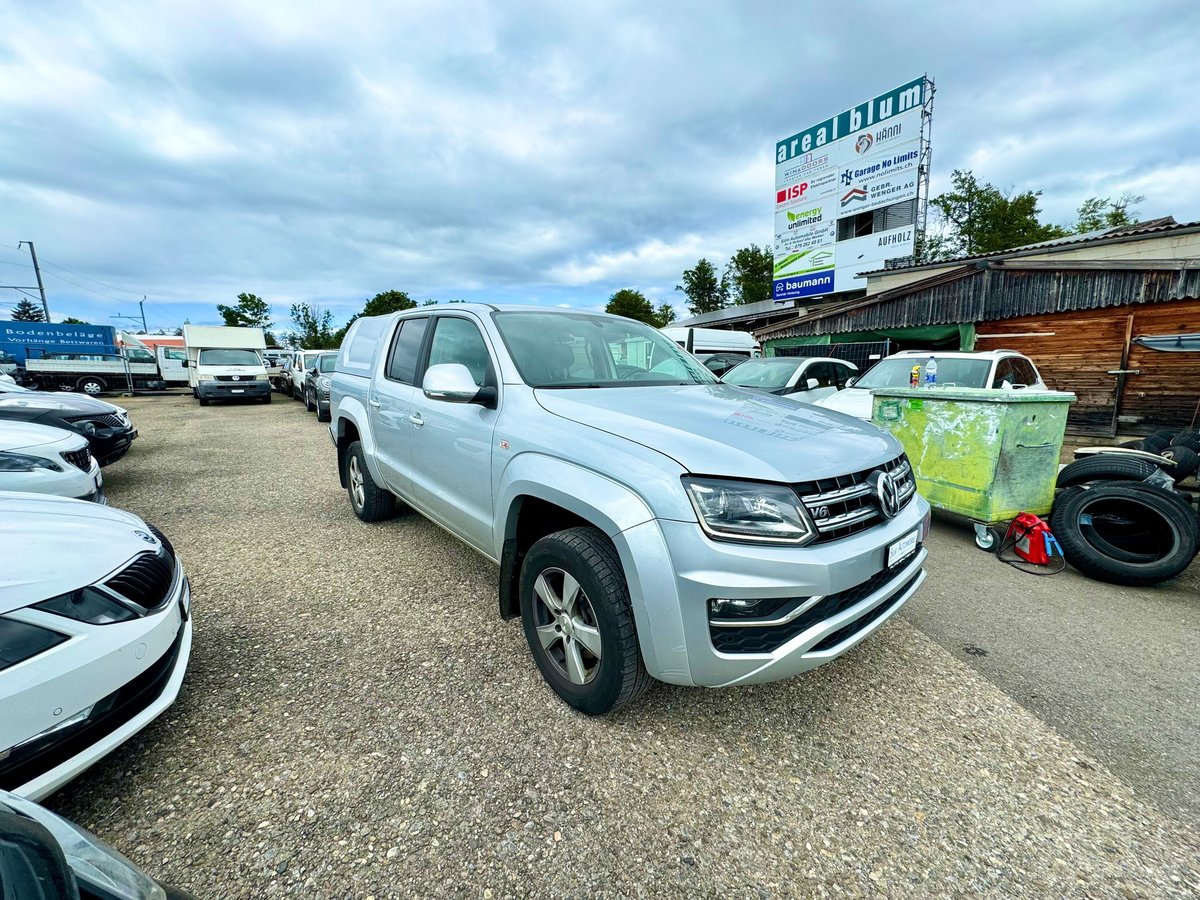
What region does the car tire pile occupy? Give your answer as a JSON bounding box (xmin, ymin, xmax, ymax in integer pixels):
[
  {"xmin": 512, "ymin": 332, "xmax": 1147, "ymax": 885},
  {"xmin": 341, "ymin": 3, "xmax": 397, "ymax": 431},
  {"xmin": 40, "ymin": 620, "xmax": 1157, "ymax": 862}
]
[{"xmin": 1050, "ymin": 429, "xmax": 1200, "ymax": 586}]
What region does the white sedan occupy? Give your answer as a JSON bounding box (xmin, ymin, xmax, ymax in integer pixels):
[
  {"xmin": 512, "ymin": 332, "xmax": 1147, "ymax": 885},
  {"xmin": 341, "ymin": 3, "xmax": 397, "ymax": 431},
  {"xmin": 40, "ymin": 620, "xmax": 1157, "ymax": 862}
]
[
  {"xmin": 0, "ymin": 494, "xmax": 192, "ymax": 800},
  {"xmin": 0, "ymin": 421, "xmax": 104, "ymax": 502}
]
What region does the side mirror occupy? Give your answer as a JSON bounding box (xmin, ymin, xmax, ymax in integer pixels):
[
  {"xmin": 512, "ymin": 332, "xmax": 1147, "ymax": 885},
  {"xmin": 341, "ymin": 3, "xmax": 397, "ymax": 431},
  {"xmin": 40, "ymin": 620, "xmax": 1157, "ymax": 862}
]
[
  {"xmin": 806, "ymin": 377, "xmax": 820, "ymax": 391},
  {"xmin": 181, "ymin": 359, "xmax": 190, "ymax": 368},
  {"xmin": 423, "ymin": 363, "xmax": 496, "ymax": 407},
  {"xmin": 845, "ymin": 376, "xmax": 859, "ymax": 388}
]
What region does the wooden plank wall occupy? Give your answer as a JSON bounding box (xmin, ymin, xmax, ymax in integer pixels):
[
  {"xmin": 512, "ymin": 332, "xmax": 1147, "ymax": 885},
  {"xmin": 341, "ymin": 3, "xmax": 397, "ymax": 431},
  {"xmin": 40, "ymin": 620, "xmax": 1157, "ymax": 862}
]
[{"xmin": 975, "ymin": 298, "xmax": 1200, "ymax": 434}]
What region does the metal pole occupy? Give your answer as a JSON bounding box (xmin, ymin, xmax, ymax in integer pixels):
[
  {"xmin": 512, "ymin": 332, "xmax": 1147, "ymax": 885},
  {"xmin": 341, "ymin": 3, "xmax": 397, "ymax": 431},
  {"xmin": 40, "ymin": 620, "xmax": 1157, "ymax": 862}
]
[
  {"xmin": 138, "ymin": 297, "xmax": 147, "ymax": 332},
  {"xmin": 18, "ymin": 242, "xmax": 49, "ymax": 321}
]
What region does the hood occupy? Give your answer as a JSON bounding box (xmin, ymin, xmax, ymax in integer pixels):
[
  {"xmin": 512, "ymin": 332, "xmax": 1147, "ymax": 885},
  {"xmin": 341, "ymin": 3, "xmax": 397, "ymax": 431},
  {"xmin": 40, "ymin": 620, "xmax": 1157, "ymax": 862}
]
[
  {"xmin": 813, "ymin": 388, "xmax": 873, "ymax": 420},
  {"xmin": 0, "ymin": 421, "xmax": 84, "ymax": 453},
  {"xmin": 534, "ymin": 384, "xmax": 900, "ymax": 482},
  {"xmin": 0, "ymin": 493, "xmax": 160, "ymax": 612},
  {"xmin": 0, "ymin": 388, "xmax": 120, "ymax": 414}
]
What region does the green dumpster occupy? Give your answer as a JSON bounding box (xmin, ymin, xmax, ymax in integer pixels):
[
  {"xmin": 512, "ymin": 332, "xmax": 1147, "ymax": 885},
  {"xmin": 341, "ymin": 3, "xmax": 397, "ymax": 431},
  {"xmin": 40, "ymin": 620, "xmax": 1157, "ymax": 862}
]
[{"xmin": 871, "ymin": 387, "xmax": 1076, "ymax": 546}]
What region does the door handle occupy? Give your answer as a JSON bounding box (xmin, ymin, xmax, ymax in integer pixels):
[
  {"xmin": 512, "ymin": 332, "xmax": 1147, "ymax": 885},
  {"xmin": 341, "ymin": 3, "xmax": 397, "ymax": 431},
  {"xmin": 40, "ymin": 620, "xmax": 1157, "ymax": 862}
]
[
  {"xmin": 369, "ymin": 399, "xmax": 381, "ymax": 408},
  {"xmin": 408, "ymin": 413, "xmax": 424, "ymax": 427}
]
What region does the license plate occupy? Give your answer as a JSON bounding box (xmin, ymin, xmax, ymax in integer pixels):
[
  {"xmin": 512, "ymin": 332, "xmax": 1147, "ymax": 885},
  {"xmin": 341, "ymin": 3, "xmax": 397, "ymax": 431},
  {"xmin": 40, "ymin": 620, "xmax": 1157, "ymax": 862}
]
[
  {"xmin": 887, "ymin": 529, "xmax": 919, "ymax": 568},
  {"xmin": 94, "ymin": 470, "xmax": 103, "ymax": 490},
  {"xmin": 231, "ymin": 388, "xmax": 244, "ymax": 393}
]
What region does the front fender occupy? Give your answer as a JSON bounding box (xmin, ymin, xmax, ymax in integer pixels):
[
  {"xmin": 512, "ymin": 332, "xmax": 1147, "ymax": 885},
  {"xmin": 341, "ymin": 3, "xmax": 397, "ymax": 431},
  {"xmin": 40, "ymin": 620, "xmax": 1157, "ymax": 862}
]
[{"xmin": 496, "ymin": 454, "xmax": 692, "ymax": 685}]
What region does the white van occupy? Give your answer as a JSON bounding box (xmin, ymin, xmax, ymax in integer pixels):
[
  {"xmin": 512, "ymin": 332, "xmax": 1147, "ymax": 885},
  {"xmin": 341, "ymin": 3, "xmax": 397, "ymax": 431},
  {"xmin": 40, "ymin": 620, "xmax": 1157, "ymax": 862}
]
[
  {"xmin": 659, "ymin": 326, "xmax": 760, "ymax": 357},
  {"xmin": 181, "ymin": 325, "xmax": 270, "ymax": 406}
]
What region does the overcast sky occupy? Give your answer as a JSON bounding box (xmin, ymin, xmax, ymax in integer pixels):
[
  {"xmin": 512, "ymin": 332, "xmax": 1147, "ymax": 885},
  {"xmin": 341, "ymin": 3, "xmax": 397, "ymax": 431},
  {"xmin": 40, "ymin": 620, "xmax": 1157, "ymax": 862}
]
[{"xmin": 1, "ymin": 0, "xmax": 1197, "ymax": 333}]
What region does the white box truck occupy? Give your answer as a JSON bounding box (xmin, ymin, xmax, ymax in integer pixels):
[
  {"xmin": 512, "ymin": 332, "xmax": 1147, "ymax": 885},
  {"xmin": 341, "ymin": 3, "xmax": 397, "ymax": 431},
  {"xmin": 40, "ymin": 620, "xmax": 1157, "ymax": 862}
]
[
  {"xmin": 659, "ymin": 326, "xmax": 761, "ymax": 357},
  {"xmin": 181, "ymin": 325, "xmax": 271, "ymax": 406}
]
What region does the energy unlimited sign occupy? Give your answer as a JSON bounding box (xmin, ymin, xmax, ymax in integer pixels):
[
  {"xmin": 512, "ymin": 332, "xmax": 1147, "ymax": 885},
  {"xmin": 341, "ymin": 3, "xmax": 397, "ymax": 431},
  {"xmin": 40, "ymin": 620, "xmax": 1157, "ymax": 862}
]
[{"xmin": 773, "ymin": 77, "xmax": 927, "ymax": 301}]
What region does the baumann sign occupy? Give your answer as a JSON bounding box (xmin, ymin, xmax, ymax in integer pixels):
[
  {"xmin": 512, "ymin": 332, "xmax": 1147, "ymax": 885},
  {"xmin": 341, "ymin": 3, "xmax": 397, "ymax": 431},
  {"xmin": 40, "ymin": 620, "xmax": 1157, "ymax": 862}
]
[{"xmin": 773, "ymin": 76, "xmax": 928, "ymax": 301}]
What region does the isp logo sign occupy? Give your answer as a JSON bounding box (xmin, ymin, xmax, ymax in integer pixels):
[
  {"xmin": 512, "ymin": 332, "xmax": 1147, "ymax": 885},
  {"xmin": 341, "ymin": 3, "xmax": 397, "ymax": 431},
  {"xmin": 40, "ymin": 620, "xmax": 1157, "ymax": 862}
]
[{"xmin": 775, "ymin": 181, "xmax": 809, "ymax": 211}]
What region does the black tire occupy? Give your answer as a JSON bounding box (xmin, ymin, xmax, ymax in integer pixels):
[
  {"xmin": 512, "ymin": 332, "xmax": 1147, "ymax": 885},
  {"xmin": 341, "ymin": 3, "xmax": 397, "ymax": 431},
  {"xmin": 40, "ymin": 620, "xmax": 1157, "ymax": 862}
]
[
  {"xmin": 198, "ymin": 397, "xmax": 210, "ymax": 406},
  {"xmin": 519, "ymin": 527, "xmax": 650, "ymax": 715},
  {"xmin": 305, "ymin": 390, "xmax": 315, "ymax": 412},
  {"xmin": 317, "ymin": 402, "xmax": 331, "ymax": 423},
  {"xmin": 345, "ymin": 440, "xmax": 395, "ymax": 522},
  {"xmin": 1141, "ymin": 434, "xmax": 1170, "ymax": 454},
  {"xmin": 1161, "ymin": 445, "xmax": 1199, "ymax": 481},
  {"xmin": 261, "ymin": 393, "xmax": 272, "ymax": 404},
  {"xmin": 76, "ymin": 376, "xmax": 106, "ymax": 395},
  {"xmin": 1056, "ymin": 455, "xmax": 1162, "ymax": 489},
  {"xmin": 1050, "ymin": 483, "xmax": 1199, "ymax": 586},
  {"xmin": 1169, "ymin": 432, "xmax": 1200, "ymax": 452}
]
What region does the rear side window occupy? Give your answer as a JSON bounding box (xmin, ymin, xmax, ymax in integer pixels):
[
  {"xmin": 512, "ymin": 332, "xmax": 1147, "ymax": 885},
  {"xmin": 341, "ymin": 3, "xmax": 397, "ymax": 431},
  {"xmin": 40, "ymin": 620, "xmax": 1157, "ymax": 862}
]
[
  {"xmin": 341, "ymin": 316, "xmax": 391, "ymax": 375},
  {"xmin": 387, "ymin": 318, "xmax": 430, "ymax": 384},
  {"xmin": 1012, "ymin": 358, "xmax": 1039, "ymax": 386}
]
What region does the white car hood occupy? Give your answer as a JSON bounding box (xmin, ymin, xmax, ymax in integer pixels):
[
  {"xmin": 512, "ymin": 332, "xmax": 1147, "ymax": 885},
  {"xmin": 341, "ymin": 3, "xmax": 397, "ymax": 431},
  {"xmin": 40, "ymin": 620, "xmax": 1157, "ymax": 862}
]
[
  {"xmin": 814, "ymin": 388, "xmax": 874, "ymax": 420},
  {"xmin": 0, "ymin": 421, "xmax": 83, "ymax": 453},
  {"xmin": 0, "ymin": 493, "xmax": 162, "ymax": 612}
]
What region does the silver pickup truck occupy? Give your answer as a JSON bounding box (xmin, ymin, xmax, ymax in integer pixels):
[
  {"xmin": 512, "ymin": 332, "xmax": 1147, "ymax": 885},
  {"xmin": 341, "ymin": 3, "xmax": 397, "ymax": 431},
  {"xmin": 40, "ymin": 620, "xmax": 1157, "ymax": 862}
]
[{"xmin": 329, "ymin": 305, "xmax": 929, "ymax": 714}]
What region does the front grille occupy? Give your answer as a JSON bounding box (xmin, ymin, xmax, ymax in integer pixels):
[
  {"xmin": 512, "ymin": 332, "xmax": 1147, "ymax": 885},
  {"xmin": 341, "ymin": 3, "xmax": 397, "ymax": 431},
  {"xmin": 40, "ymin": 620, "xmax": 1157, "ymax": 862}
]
[
  {"xmin": 106, "ymin": 551, "xmax": 175, "ymax": 609},
  {"xmin": 794, "ymin": 454, "xmax": 916, "ymax": 544},
  {"xmin": 709, "ymin": 547, "xmax": 921, "ymax": 654},
  {"xmin": 215, "ymin": 374, "xmax": 251, "ymax": 382},
  {"xmin": 67, "ymin": 413, "xmax": 125, "ymax": 430},
  {"xmin": 60, "ymin": 447, "xmax": 93, "ymax": 471},
  {"xmin": 145, "ymin": 523, "xmax": 175, "ymax": 560}
]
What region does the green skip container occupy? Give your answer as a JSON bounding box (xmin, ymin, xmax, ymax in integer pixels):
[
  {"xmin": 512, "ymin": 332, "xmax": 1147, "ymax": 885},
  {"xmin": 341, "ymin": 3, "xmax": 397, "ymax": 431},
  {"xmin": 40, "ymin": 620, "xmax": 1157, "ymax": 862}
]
[{"xmin": 871, "ymin": 387, "xmax": 1076, "ymax": 545}]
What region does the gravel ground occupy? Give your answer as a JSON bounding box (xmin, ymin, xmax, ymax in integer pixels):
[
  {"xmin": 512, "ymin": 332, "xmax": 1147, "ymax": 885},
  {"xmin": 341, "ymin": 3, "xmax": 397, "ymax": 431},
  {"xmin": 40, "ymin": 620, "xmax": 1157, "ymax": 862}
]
[{"xmin": 47, "ymin": 395, "xmax": 1200, "ymax": 898}]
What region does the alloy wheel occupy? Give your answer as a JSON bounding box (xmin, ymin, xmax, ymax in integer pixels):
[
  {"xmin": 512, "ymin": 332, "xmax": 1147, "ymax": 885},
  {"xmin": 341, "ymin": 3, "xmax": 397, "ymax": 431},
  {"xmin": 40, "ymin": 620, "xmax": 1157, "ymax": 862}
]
[
  {"xmin": 348, "ymin": 455, "xmax": 365, "ymax": 509},
  {"xmin": 531, "ymin": 567, "xmax": 602, "ymax": 685}
]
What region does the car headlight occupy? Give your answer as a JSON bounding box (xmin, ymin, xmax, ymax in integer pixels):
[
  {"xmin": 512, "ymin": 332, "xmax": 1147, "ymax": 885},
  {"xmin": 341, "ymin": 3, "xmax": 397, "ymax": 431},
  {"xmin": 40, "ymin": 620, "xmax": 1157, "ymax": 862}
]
[
  {"xmin": 255, "ymin": 373, "xmax": 269, "ymax": 381},
  {"xmin": 0, "ymin": 451, "xmax": 63, "ymax": 472},
  {"xmin": 34, "ymin": 587, "xmax": 137, "ymax": 624},
  {"xmin": 0, "ymin": 792, "xmax": 167, "ymax": 900},
  {"xmin": 0, "ymin": 618, "xmax": 68, "ymax": 672},
  {"xmin": 196, "ymin": 374, "xmax": 215, "ymax": 382},
  {"xmin": 683, "ymin": 477, "xmax": 816, "ymax": 545},
  {"xmin": 319, "ymin": 376, "xmax": 331, "ymax": 389}
]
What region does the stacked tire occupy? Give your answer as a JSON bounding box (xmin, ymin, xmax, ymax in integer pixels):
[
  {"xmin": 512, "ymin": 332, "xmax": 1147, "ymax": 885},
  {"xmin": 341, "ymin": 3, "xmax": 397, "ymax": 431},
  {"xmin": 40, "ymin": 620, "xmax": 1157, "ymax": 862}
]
[{"xmin": 1051, "ymin": 428, "xmax": 1200, "ymax": 586}]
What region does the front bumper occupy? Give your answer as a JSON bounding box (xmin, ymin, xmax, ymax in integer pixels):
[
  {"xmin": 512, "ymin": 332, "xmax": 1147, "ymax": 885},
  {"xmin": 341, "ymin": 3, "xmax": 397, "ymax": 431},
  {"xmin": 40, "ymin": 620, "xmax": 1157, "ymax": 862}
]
[
  {"xmin": 197, "ymin": 380, "xmax": 270, "ymax": 400},
  {"xmin": 618, "ymin": 495, "xmax": 930, "ymax": 688},
  {"xmin": 90, "ymin": 428, "xmax": 137, "ymax": 467},
  {"xmin": 1, "ymin": 563, "xmax": 193, "ymax": 800}
]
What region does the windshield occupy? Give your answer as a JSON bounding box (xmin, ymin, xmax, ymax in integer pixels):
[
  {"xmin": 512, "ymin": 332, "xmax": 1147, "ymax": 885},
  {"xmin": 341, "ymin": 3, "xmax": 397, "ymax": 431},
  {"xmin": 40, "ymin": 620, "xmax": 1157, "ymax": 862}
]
[
  {"xmin": 855, "ymin": 357, "xmax": 993, "ymax": 389},
  {"xmin": 721, "ymin": 359, "xmax": 803, "ymax": 390},
  {"xmin": 493, "ymin": 312, "xmax": 717, "ymax": 388},
  {"xmin": 318, "ymin": 354, "xmax": 336, "ymax": 373},
  {"xmin": 198, "ymin": 349, "xmax": 262, "ymax": 367}
]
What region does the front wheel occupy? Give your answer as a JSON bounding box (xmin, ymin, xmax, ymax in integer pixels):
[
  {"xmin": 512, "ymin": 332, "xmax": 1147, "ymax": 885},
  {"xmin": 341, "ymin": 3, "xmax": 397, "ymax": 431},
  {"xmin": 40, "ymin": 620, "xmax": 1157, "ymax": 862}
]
[
  {"xmin": 520, "ymin": 527, "xmax": 649, "ymax": 715},
  {"xmin": 345, "ymin": 441, "xmax": 395, "ymax": 522},
  {"xmin": 305, "ymin": 390, "xmax": 315, "ymax": 412}
]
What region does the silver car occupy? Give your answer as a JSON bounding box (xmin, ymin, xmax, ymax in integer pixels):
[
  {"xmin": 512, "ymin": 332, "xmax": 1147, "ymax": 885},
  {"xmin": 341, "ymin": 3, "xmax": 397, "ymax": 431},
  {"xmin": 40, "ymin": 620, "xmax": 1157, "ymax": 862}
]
[{"xmin": 329, "ymin": 306, "xmax": 930, "ymax": 714}]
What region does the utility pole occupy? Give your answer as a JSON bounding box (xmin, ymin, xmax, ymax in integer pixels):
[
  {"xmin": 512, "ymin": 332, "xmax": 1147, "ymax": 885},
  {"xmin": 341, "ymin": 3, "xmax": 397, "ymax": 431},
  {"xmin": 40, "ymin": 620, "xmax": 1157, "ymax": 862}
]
[
  {"xmin": 17, "ymin": 241, "xmax": 49, "ymax": 321},
  {"xmin": 112, "ymin": 298, "xmax": 148, "ymax": 333}
]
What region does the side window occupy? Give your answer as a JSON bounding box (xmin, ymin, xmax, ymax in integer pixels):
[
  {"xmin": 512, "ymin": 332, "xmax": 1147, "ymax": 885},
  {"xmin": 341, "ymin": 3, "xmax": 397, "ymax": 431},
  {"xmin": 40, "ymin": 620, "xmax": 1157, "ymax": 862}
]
[
  {"xmin": 387, "ymin": 318, "xmax": 429, "ymax": 385},
  {"xmin": 426, "ymin": 318, "xmax": 492, "ymax": 387},
  {"xmin": 806, "ymin": 362, "xmax": 838, "ymax": 389},
  {"xmin": 1013, "ymin": 358, "xmax": 1039, "ymax": 386},
  {"xmin": 833, "ymin": 362, "xmax": 855, "ymax": 388},
  {"xmin": 992, "ymin": 358, "xmax": 1017, "ymax": 388}
]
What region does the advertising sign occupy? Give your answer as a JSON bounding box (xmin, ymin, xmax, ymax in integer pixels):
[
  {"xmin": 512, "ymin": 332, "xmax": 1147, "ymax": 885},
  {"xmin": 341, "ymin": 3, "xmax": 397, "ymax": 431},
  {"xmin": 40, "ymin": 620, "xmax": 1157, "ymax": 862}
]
[
  {"xmin": 0, "ymin": 322, "xmax": 118, "ymax": 365},
  {"xmin": 773, "ymin": 78, "xmax": 927, "ymax": 300}
]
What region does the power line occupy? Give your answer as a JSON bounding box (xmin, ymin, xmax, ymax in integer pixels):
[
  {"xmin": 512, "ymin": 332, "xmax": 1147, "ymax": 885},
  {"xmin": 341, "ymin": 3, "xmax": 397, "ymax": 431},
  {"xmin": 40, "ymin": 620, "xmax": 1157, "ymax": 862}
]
[
  {"xmin": 40, "ymin": 268, "xmax": 136, "ymax": 303},
  {"xmin": 36, "ymin": 257, "xmax": 144, "ymax": 298}
]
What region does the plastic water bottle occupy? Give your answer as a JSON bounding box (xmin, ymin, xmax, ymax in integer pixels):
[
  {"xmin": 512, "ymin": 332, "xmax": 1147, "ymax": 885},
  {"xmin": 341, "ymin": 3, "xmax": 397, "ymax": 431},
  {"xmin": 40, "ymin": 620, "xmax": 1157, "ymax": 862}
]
[{"xmin": 924, "ymin": 355, "xmax": 937, "ymax": 387}]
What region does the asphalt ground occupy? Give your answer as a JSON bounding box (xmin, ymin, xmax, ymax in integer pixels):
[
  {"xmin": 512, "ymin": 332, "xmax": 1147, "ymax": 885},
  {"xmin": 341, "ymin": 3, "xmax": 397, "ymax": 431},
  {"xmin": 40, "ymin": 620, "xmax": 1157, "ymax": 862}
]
[{"xmin": 46, "ymin": 394, "xmax": 1200, "ymax": 898}]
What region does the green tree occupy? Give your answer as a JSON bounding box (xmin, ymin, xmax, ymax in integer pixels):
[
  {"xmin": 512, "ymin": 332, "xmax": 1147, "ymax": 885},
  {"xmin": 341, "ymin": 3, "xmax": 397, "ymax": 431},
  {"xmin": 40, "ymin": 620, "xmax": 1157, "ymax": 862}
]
[
  {"xmin": 217, "ymin": 292, "xmax": 273, "ymax": 330},
  {"xmin": 1074, "ymin": 192, "xmax": 1144, "ymax": 233},
  {"xmin": 675, "ymin": 258, "xmax": 726, "ymax": 315},
  {"xmin": 929, "ymin": 169, "xmax": 1068, "ymax": 259},
  {"xmin": 655, "ymin": 303, "xmax": 676, "ymax": 326},
  {"xmin": 61, "ymin": 316, "xmax": 89, "ymax": 324},
  {"xmin": 289, "ymin": 303, "xmax": 339, "ymax": 349},
  {"xmin": 422, "ymin": 299, "xmax": 439, "ymax": 306},
  {"xmin": 361, "ymin": 290, "xmax": 416, "ymax": 317},
  {"xmin": 10, "ymin": 297, "xmax": 45, "ymax": 321},
  {"xmin": 723, "ymin": 245, "xmax": 774, "ymax": 306},
  {"xmin": 606, "ymin": 289, "xmax": 657, "ymax": 326}
]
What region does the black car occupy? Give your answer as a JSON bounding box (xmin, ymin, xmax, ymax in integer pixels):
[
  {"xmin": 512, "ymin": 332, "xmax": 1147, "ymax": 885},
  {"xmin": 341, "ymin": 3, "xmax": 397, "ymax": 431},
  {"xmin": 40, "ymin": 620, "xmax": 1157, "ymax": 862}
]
[{"xmin": 0, "ymin": 384, "xmax": 137, "ymax": 466}]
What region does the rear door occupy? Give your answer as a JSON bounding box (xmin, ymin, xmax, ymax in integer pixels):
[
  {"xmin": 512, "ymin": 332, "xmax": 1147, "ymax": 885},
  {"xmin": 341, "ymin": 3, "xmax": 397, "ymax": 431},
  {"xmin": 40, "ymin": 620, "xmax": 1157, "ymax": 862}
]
[
  {"xmin": 406, "ymin": 315, "xmax": 499, "ymax": 553},
  {"xmin": 369, "ymin": 317, "xmax": 430, "ymax": 496}
]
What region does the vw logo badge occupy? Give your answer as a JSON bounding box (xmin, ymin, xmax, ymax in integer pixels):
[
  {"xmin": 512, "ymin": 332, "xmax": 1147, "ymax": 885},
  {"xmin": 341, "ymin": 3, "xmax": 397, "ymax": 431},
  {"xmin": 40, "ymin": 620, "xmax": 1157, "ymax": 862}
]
[
  {"xmin": 867, "ymin": 470, "xmax": 901, "ymax": 519},
  {"xmin": 232, "ymin": 375, "xmax": 240, "ymax": 381},
  {"xmin": 133, "ymin": 530, "xmax": 157, "ymax": 544}
]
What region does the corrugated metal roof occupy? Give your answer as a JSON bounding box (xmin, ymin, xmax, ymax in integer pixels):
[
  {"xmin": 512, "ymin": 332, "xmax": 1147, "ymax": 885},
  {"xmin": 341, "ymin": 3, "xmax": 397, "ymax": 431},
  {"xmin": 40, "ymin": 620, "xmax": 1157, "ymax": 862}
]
[
  {"xmin": 674, "ymin": 296, "xmax": 801, "ymax": 328},
  {"xmin": 757, "ymin": 259, "xmax": 1200, "ymax": 339},
  {"xmin": 861, "ymin": 217, "xmax": 1200, "ymax": 277}
]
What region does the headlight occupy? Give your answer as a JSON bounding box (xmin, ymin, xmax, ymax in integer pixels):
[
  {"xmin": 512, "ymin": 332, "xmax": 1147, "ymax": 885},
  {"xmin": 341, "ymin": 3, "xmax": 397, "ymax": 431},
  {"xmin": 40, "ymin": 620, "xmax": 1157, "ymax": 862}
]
[
  {"xmin": 0, "ymin": 451, "xmax": 63, "ymax": 472},
  {"xmin": 0, "ymin": 793, "xmax": 167, "ymax": 900},
  {"xmin": 34, "ymin": 587, "xmax": 137, "ymax": 624},
  {"xmin": 683, "ymin": 477, "xmax": 816, "ymax": 545},
  {"xmin": 196, "ymin": 374, "xmax": 215, "ymax": 382},
  {"xmin": 319, "ymin": 376, "xmax": 331, "ymax": 389},
  {"xmin": 255, "ymin": 373, "xmax": 269, "ymax": 381},
  {"xmin": 0, "ymin": 618, "xmax": 68, "ymax": 672}
]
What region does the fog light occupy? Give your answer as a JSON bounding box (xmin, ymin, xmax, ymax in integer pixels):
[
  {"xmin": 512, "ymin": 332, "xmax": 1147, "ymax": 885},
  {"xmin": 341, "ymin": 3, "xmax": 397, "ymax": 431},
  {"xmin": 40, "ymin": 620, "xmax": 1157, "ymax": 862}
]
[{"xmin": 708, "ymin": 597, "xmax": 797, "ymax": 621}]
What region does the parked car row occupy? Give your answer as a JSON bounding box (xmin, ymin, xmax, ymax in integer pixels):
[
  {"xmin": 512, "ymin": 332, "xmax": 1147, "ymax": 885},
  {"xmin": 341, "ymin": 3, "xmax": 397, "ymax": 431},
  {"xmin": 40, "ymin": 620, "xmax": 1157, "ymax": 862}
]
[{"xmin": 278, "ymin": 349, "xmax": 336, "ymax": 422}]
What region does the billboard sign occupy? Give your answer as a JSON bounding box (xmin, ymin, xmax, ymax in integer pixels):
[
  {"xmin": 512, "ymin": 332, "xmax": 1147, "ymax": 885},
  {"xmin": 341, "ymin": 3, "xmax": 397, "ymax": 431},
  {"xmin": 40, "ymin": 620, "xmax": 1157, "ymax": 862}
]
[
  {"xmin": 0, "ymin": 322, "xmax": 118, "ymax": 365},
  {"xmin": 773, "ymin": 77, "xmax": 927, "ymax": 301}
]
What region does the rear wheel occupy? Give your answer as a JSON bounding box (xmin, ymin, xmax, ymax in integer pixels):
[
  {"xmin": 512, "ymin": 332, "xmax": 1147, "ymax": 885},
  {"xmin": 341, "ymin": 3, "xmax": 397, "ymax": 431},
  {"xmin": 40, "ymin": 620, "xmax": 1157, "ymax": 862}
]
[
  {"xmin": 345, "ymin": 441, "xmax": 395, "ymax": 522},
  {"xmin": 77, "ymin": 376, "xmax": 106, "ymax": 395},
  {"xmin": 520, "ymin": 527, "xmax": 650, "ymax": 715}
]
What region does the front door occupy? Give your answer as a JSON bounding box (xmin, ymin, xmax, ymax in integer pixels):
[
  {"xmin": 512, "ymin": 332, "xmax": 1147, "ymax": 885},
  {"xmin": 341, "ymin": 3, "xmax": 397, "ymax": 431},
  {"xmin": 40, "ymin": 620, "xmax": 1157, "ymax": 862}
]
[{"xmin": 407, "ymin": 316, "xmax": 499, "ymax": 554}]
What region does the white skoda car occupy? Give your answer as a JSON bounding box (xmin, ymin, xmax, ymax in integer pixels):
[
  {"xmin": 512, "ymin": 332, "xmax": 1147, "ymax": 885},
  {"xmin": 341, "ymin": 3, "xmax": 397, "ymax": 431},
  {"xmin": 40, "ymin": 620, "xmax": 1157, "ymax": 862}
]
[
  {"xmin": 0, "ymin": 422, "xmax": 104, "ymax": 502},
  {"xmin": 0, "ymin": 494, "xmax": 192, "ymax": 800}
]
